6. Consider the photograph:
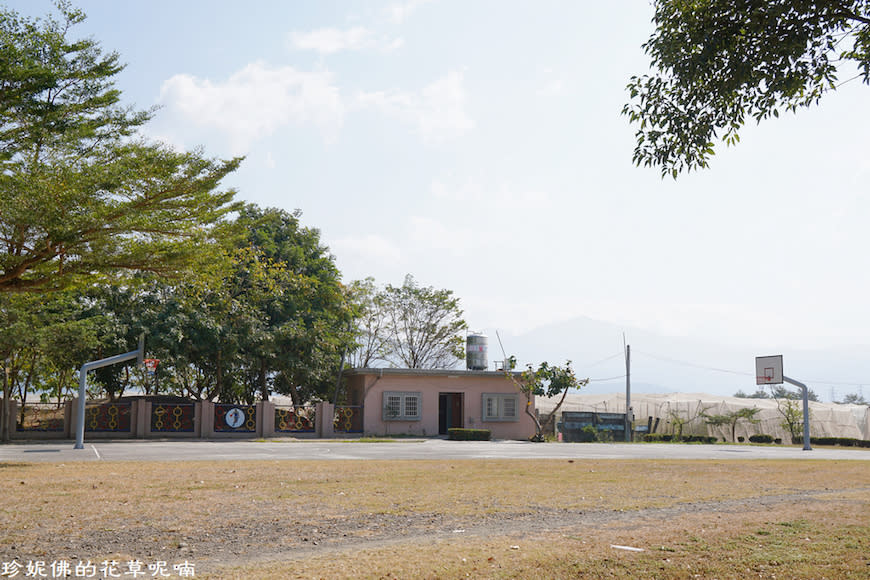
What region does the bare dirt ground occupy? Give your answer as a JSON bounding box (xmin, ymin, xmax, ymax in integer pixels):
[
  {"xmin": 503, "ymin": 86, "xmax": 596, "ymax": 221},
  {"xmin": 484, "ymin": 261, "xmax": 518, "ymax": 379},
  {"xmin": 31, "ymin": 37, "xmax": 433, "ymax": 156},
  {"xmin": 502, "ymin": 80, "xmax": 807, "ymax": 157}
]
[{"xmin": 1, "ymin": 459, "xmax": 868, "ymax": 578}]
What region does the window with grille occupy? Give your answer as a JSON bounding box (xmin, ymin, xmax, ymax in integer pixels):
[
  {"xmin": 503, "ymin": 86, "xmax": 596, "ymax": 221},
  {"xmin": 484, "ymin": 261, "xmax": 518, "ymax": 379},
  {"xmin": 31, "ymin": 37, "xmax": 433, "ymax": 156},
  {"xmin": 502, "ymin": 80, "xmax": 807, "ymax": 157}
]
[
  {"xmin": 482, "ymin": 393, "xmax": 520, "ymax": 422},
  {"xmin": 382, "ymin": 391, "xmax": 421, "ymax": 421}
]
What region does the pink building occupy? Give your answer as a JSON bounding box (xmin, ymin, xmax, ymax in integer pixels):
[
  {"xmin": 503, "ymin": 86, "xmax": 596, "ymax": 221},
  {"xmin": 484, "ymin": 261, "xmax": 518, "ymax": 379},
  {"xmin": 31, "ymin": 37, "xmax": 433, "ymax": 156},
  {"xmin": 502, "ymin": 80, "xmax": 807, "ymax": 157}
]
[{"xmin": 343, "ymin": 368, "xmax": 535, "ymax": 440}]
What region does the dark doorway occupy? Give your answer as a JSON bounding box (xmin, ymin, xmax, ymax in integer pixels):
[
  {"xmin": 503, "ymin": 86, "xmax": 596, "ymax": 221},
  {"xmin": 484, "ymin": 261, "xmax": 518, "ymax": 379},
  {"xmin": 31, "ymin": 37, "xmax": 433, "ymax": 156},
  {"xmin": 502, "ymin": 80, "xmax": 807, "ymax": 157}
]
[{"xmin": 438, "ymin": 392, "xmax": 464, "ymax": 435}]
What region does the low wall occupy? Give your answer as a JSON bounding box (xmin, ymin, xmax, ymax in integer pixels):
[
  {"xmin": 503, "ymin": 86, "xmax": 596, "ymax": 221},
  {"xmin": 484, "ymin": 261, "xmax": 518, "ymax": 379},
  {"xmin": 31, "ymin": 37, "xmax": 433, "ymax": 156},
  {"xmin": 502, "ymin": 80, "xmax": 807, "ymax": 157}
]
[{"xmin": 5, "ymin": 399, "xmax": 339, "ymax": 441}]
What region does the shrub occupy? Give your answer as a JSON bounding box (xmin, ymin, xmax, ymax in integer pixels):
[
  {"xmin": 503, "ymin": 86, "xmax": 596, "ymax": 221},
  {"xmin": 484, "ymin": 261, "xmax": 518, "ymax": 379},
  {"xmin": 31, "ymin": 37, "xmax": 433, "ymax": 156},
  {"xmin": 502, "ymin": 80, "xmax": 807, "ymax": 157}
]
[
  {"xmin": 578, "ymin": 425, "xmax": 599, "ymax": 442},
  {"xmin": 749, "ymin": 434, "xmax": 774, "ymax": 444},
  {"xmin": 774, "ymin": 438, "xmax": 782, "ymax": 444},
  {"xmin": 803, "ymin": 436, "xmax": 870, "ymax": 447},
  {"xmin": 737, "ymin": 436, "xmax": 745, "ymax": 443},
  {"xmin": 447, "ymin": 428, "xmax": 490, "ymax": 441},
  {"xmin": 642, "ymin": 434, "xmax": 716, "ymax": 444}
]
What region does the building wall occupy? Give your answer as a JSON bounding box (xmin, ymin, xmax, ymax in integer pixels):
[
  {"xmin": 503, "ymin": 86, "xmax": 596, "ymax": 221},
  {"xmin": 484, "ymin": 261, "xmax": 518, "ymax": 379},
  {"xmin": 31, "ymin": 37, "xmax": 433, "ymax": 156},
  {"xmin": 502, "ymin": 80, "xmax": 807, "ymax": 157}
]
[{"xmin": 347, "ymin": 372, "xmax": 535, "ymax": 440}]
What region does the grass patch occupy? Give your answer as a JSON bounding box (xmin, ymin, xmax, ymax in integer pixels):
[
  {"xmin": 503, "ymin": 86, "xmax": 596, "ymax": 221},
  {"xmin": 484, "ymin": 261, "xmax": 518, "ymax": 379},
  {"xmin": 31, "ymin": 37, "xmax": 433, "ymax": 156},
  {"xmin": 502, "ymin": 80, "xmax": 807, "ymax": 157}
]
[
  {"xmin": 213, "ymin": 502, "xmax": 870, "ymax": 579},
  {"xmin": 0, "ymin": 459, "xmax": 866, "ymax": 578}
]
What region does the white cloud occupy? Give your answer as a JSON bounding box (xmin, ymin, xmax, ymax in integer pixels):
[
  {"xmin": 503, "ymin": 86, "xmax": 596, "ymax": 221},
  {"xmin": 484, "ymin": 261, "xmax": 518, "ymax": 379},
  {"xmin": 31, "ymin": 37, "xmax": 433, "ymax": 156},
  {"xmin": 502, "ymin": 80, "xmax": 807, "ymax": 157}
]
[
  {"xmin": 536, "ymin": 67, "xmax": 566, "ymax": 96},
  {"xmin": 407, "ymin": 216, "xmax": 472, "ymax": 254},
  {"xmin": 537, "ymin": 79, "xmax": 565, "ymax": 97},
  {"xmin": 330, "ymin": 234, "xmax": 403, "ymax": 265},
  {"xmin": 430, "ymin": 178, "xmax": 551, "ymax": 208},
  {"xmin": 158, "ymin": 62, "xmax": 344, "ymax": 154},
  {"xmin": 290, "ymin": 27, "xmax": 372, "ymax": 54},
  {"xmin": 388, "ymin": 0, "xmax": 431, "ymax": 23},
  {"xmin": 358, "ymin": 71, "xmax": 474, "ymax": 143},
  {"xmin": 289, "ymin": 27, "xmax": 403, "ymax": 54}
]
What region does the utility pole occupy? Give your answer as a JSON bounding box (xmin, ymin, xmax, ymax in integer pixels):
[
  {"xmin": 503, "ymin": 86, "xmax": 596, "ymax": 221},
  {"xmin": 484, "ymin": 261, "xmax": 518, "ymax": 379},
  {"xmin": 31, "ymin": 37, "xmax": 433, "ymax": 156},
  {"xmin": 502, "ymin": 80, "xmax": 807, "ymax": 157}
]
[{"xmin": 625, "ymin": 341, "xmax": 631, "ymax": 442}]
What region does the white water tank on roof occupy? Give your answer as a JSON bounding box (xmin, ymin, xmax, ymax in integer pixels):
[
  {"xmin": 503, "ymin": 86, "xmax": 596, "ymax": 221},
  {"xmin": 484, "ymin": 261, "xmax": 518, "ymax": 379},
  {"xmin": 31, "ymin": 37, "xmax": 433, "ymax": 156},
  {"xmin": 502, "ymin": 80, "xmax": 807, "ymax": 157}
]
[{"xmin": 466, "ymin": 333, "xmax": 488, "ymax": 371}]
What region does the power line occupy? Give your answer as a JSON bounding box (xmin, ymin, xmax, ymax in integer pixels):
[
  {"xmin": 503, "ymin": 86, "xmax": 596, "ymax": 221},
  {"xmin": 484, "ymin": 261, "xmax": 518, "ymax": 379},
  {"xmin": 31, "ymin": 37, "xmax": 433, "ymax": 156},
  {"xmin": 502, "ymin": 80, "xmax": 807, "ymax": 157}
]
[
  {"xmin": 588, "ymin": 374, "xmax": 627, "ymax": 383},
  {"xmin": 576, "ymin": 352, "xmax": 623, "ymax": 369},
  {"xmin": 633, "ymin": 350, "xmax": 754, "ymax": 377},
  {"xmin": 634, "ymin": 350, "xmax": 870, "ymax": 393}
]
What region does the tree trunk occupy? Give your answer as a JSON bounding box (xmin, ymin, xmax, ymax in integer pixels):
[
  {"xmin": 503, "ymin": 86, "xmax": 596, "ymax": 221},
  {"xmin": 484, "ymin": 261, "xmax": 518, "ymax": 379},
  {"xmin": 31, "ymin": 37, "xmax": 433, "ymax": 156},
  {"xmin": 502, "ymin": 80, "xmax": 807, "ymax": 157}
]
[
  {"xmin": 289, "ymin": 384, "xmax": 301, "ymax": 407},
  {"xmin": 540, "ymin": 384, "xmax": 573, "ymax": 437},
  {"xmin": 1, "ymin": 365, "xmax": 10, "ymax": 442},
  {"xmin": 216, "ymin": 351, "xmax": 223, "ymax": 401},
  {"xmin": 524, "ymin": 397, "xmax": 543, "ymax": 441},
  {"xmin": 259, "ymin": 359, "xmax": 268, "ymax": 402}
]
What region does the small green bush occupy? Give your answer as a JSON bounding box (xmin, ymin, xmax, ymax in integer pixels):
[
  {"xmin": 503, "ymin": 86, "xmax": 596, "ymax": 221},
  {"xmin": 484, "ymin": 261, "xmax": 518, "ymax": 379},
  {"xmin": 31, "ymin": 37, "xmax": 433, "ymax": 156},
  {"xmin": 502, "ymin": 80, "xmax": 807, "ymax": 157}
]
[
  {"xmin": 737, "ymin": 436, "xmax": 745, "ymax": 443},
  {"xmin": 577, "ymin": 425, "xmax": 599, "ymax": 442},
  {"xmin": 447, "ymin": 428, "xmax": 491, "ymax": 441},
  {"xmin": 642, "ymin": 433, "xmax": 716, "ymax": 444},
  {"xmin": 749, "ymin": 434, "xmax": 774, "ymax": 444},
  {"xmin": 643, "ymin": 433, "xmax": 669, "ymax": 442},
  {"xmin": 682, "ymin": 435, "xmax": 717, "ymax": 444},
  {"xmin": 803, "ymin": 436, "xmax": 870, "ymax": 447}
]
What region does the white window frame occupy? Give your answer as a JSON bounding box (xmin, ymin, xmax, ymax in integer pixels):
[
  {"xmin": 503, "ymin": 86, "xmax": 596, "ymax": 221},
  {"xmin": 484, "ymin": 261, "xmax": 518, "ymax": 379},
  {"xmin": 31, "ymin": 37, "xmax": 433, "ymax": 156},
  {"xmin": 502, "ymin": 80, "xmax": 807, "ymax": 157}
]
[
  {"xmin": 481, "ymin": 393, "xmax": 520, "ymax": 422},
  {"xmin": 382, "ymin": 391, "xmax": 422, "ymax": 421}
]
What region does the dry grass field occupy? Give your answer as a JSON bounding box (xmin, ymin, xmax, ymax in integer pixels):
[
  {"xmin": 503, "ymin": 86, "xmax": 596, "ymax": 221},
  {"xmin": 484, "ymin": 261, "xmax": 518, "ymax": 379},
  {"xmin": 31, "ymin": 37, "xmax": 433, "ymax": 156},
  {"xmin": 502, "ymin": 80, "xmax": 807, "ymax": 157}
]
[{"xmin": 0, "ymin": 458, "xmax": 868, "ymax": 578}]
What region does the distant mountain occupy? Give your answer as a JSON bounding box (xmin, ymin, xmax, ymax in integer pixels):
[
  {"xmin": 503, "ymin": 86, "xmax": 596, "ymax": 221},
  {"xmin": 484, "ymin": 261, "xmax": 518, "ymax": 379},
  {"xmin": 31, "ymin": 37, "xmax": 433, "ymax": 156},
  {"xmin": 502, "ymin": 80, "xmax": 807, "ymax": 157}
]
[{"xmin": 487, "ymin": 316, "xmax": 870, "ymax": 402}]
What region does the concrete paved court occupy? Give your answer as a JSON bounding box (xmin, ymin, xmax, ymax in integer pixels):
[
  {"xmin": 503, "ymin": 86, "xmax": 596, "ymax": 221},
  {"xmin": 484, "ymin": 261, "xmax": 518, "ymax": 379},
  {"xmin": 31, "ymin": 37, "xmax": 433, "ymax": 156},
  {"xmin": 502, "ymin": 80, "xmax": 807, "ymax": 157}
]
[{"xmin": 2, "ymin": 438, "xmax": 869, "ymax": 462}]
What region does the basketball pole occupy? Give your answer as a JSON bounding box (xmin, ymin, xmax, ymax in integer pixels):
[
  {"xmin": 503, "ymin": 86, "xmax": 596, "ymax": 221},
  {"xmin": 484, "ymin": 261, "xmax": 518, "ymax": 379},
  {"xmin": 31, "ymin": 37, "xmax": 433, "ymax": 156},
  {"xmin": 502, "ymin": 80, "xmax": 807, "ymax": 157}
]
[
  {"xmin": 74, "ymin": 334, "xmax": 145, "ymax": 450},
  {"xmin": 783, "ymin": 376, "xmax": 812, "ymax": 451},
  {"xmin": 624, "ymin": 343, "xmax": 631, "ymax": 442}
]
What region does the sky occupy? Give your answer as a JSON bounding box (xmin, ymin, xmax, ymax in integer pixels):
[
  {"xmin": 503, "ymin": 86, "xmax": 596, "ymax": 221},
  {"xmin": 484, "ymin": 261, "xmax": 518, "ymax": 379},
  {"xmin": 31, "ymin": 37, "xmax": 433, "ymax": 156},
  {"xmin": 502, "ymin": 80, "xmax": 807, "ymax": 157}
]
[{"xmin": 9, "ymin": 1, "xmax": 870, "ymax": 362}]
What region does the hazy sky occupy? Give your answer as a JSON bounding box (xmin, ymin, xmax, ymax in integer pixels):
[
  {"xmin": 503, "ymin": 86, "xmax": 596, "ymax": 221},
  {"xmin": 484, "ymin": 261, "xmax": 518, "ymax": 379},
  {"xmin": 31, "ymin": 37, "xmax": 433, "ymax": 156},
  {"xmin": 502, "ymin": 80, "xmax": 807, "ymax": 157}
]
[{"xmin": 11, "ymin": 0, "xmax": 870, "ymax": 353}]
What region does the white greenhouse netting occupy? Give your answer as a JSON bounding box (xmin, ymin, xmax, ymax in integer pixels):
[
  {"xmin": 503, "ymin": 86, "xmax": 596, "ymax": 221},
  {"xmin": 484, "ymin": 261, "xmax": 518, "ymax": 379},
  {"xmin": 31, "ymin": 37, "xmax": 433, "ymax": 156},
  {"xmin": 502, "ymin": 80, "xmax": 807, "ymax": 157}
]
[{"xmin": 538, "ymin": 392, "xmax": 870, "ymax": 442}]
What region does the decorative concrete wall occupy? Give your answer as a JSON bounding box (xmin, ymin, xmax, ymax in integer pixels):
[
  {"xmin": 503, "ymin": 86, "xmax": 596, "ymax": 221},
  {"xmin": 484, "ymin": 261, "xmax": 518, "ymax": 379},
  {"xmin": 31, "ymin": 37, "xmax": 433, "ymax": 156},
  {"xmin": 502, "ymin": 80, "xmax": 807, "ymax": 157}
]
[{"xmin": 6, "ymin": 370, "xmax": 537, "ymax": 442}]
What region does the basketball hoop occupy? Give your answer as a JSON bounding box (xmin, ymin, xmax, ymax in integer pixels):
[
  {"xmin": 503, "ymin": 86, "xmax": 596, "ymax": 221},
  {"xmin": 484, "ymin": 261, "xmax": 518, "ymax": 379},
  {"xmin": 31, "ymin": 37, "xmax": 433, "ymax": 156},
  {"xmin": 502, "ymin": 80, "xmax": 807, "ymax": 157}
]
[
  {"xmin": 755, "ymin": 355, "xmax": 783, "ymax": 385},
  {"xmin": 143, "ymin": 358, "xmax": 160, "ymax": 375}
]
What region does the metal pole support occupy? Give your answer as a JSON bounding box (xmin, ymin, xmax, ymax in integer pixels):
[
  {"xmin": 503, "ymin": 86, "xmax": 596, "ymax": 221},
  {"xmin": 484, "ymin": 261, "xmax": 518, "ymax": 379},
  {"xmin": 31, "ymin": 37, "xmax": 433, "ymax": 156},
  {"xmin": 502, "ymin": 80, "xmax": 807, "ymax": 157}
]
[
  {"xmin": 74, "ymin": 335, "xmax": 144, "ymax": 450},
  {"xmin": 783, "ymin": 375, "xmax": 812, "ymax": 451}
]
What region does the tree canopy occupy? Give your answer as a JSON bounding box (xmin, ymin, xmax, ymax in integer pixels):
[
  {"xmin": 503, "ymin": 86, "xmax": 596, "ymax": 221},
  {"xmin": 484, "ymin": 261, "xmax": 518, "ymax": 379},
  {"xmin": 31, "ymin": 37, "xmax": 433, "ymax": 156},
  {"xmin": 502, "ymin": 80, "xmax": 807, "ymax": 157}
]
[
  {"xmin": 374, "ymin": 274, "xmax": 467, "ymax": 369},
  {"xmin": 703, "ymin": 407, "xmax": 761, "ymax": 443},
  {"xmin": 624, "ymin": 1, "xmax": 870, "ymax": 177},
  {"xmin": 0, "ymin": 2, "xmax": 240, "ymax": 292},
  {"xmin": 507, "ymin": 360, "xmax": 588, "ymax": 442}
]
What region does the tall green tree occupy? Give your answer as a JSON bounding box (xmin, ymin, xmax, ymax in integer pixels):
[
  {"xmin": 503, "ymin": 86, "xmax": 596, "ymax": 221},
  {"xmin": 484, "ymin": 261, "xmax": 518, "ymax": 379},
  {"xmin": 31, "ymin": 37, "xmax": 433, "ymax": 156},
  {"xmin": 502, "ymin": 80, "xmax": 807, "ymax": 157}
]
[
  {"xmin": 379, "ymin": 274, "xmax": 467, "ymax": 369},
  {"xmin": 91, "ymin": 206, "xmax": 356, "ymax": 405},
  {"xmin": 0, "ymin": 2, "xmax": 240, "ymax": 292},
  {"xmin": 235, "ymin": 206, "xmax": 356, "ymax": 404},
  {"xmin": 624, "ymin": 1, "xmax": 870, "ymax": 177},
  {"xmin": 347, "ymin": 277, "xmax": 388, "ymax": 369}
]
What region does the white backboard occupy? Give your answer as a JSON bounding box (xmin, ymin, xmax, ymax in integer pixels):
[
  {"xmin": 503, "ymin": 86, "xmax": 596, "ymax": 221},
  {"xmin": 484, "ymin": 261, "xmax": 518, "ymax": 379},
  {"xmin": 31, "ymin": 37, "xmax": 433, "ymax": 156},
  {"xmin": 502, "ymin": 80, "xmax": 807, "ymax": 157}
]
[{"xmin": 755, "ymin": 355, "xmax": 783, "ymax": 385}]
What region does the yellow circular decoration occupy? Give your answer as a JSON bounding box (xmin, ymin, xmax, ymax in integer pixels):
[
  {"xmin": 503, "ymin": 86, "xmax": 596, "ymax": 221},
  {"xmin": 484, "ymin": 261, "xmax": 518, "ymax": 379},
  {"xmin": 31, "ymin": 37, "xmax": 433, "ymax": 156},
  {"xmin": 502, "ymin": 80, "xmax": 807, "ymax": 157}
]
[{"xmin": 87, "ymin": 407, "xmax": 99, "ymax": 429}]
